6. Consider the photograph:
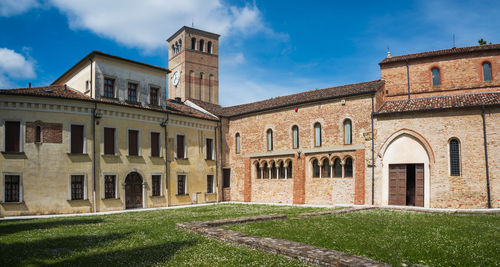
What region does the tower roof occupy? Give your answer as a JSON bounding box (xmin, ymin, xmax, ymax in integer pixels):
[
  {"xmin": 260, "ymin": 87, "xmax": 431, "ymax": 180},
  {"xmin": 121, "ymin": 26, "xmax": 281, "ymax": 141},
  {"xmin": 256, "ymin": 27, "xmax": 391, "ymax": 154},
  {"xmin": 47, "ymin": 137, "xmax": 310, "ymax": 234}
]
[{"xmin": 167, "ymin": 26, "xmax": 220, "ymax": 42}]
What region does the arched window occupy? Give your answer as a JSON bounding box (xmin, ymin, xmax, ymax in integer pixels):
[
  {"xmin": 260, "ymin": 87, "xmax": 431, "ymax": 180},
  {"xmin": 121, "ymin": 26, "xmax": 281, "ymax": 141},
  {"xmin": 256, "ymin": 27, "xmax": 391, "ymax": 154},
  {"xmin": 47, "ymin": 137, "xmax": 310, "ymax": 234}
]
[
  {"xmin": 449, "ymin": 139, "xmax": 460, "ymax": 176},
  {"xmin": 287, "ymin": 161, "xmax": 293, "ymax": 179},
  {"xmin": 171, "ymin": 44, "xmax": 175, "ymax": 54},
  {"xmin": 267, "ymin": 129, "xmax": 273, "ymax": 151},
  {"xmin": 292, "ymin": 125, "xmax": 299, "ymax": 149},
  {"xmin": 235, "ymin": 133, "xmax": 241, "ymax": 154},
  {"xmin": 208, "ymin": 41, "xmax": 212, "ymax": 54},
  {"xmin": 483, "ymin": 62, "xmax": 492, "ymax": 81},
  {"xmin": 256, "ymin": 162, "xmax": 261, "ymax": 179},
  {"xmin": 312, "ymin": 159, "xmax": 320, "ymax": 178},
  {"xmin": 314, "ymin": 122, "xmax": 321, "ymax": 147},
  {"xmin": 279, "ymin": 162, "xmax": 286, "ymax": 179},
  {"xmin": 191, "ymin": 37, "xmax": 196, "ymax": 50},
  {"xmin": 263, "ymin": 162, "xmax": 269, "ymax": 179},
  {"xmin": 344, "ymin": 119, "xmax": 352, "ymax": 145},
  {"xmin": 178, "ymin": 39, "xmax": 182, "ymax": 51},
  {"xmin": 344, "ymin": 157, "xmax": 353, "ymax": 177},
  {"xmin": 431, "ymin": 67, "xmax": 440, "ymax": 86},
  {"xmin": 322, "ymin": 159, "xmax": 331, "ymax": 178},
  {"xmin": 333, "ymin": 158, "xmax": 342, "ymax": 177},
  {"xmin": 271, "ymin": 162, "xmax": 277, "ymax": 179},
  {"xmin": 35, "ymin": 125, "xmax": 42, "ymax": 143},
  {"xmin": 199, "ymin": 39, "xmax": 205, "ymax": 52}
]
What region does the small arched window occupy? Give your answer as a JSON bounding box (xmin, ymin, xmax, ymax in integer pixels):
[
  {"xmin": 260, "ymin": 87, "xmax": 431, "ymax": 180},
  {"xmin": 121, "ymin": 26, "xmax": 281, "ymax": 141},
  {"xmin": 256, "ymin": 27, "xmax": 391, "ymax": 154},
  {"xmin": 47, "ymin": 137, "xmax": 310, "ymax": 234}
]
[
  {"xmin": 35, "ymin": 125, "xmax": 42, "ymax": 143},
  {"xmin": 256, "ymin": 162, "xmax": 261, "ymax": 179},
  {"xmin": 191, "ymin": 37, "xmax": 196, "ymax": 50},
  {"xmin": 263, "ymin": 162, "xmax": 269, "ymax": 179},
  {"xmin": 287, "ymin": 161, "xmax": 293, "ymax": 179},
  {"xmin": 279, "ymin": 162, "xmax": 286, "ymax": 179},
  {"xmin": 314, "ymin": 122, "xmax": 322, "ymax": 147},
  {"xmin": 483, "ymin": 62, "xmax": 492, "ymax": 81},
  {"xmin": 292, "ymin": 125, "xmax": 299, "ymax": 149},
  {"xmin": 199, "ymin": 39, "xmax": 205, "ymax": 52},
  {"xmin": 431, "ymin": 67, "xmax": 440, "ymax": 86},
  {"xmin": 344, "ymin": 157, "xmax": 353, "ymax": 177},
  {"xmin": 267, "ymin": 129, "xmax": 273, "ymax": 151},
  {"xmin": 333, "ymin": 158, "xmax": 342, "ymax": 177},
  {"xmin": 449, "ymin": 139, "xmax": 460, "ymax": 176},
  {"xmin": 344, "ymin": 119, "xmax": 352, "ymax": 145},
  {"xmin": 312, "ymin": 159, "xmax": 320, "ymax": 178},
  {"xmin": 322, "ymin": 159, "xmax": 331, "ymax": 178},
  {"xmin": 207, "ymin": 41, "xmax": 212, "ymax": 54},
  {"xmin": 235, "ymin": 133, "xmax": 241, "ymax": 154}
]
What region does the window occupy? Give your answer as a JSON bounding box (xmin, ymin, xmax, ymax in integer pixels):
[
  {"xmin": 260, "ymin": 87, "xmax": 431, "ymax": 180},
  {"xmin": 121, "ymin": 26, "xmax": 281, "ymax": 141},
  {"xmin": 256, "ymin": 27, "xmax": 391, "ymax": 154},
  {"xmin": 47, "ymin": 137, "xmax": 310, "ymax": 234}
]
[
  {"xmin": 312, "ymin": 159, "xmax": 320, "ymax": 178},
  {"xmin": 191, "ymin": 37, "xmax": 196, "ymax": 49},
  {"xmin": 4, "ymin": 121, "xmax": 21, "ymax": 152},
  {"xmin": 431, "ymin": 67, "xmax": 440, "ymax": 86},
  {"xmin": 279, "ymin": 162, "xmax": 286, "ymax": 179},
  {"xmin": 483, "ymin": 62, "xmax": 492, "ymax": 81},
  {"xmin": 150, "ymin": 87, "xmax": 159, "ymax": 106},
  {"xmin": 322, "ymin": 159, "xmax": 331, "ymax": 178},
  {"xmin": 152, "ymin": 175, "xmax": 161, "ymax": 196},
  {"xmin": 104, "ymin": 78, "xmax": 114, "ymax": 98},
  {"xmin": 256, "ymin": 163, "xmax": 261, "ymax": 179},
  {"xmin": 71, "ymin": 175, "xmax": 84, "ymax": 200},
  {"xmin": 333, "ymin": 158, "xmax": 342, "ymax": 177},
  {"xmin": 177, "ymin": 174, "xmax": 187, "ymax": 195},
  {"xmin": 207, "ymin": 41, "xmax": 212, "ymax": 54},
  {"xmin": 206, "ymin": 138, "xmax": 214, "ymax": 160},
  {"xmin": 267, "ymin": 129, "xmax": 273, "ymax": 151},
  {"xmin": 263, "ymin": 162, "xmax": 269, "ymax": 179},
  {"xmin": 450, "ymin": 139, "xmax": 460, "ymax": 176},
  {"xmin": 198, "ymin": 73, "xmax": 203, "ymax": 99},
  {"xmin": 199, "ymin": 39, "xmax": 205, "ymax": 52},
  {"xmin": 292, "ymin": 125, "xmax": 299, "ymax": 149},
  {"xmin": 150, "ymin": 132, "xmax": 160, "ymax": 157},
  {"xmin": 70, "ymin": 124, "xmax": 84, "ymax": 154},
  {"xmin": 4, "ymin": 175, "xmax": 20, "ymax": 202},
  {"xmin": 128, "ymin": 83, "xmax": 138, "ymax": 102},
  {"xmin": 35, "ymin": 126, "xmax": 42, "ymax": 143},
  {"xmin": 104, "ymin": 175, "xmax": 116, "ymax": 199},
  {"xmin": 271, "ymin": 162, "xmax": 277, "ymax": 179},
  {"xmin": 176, "ymin": 134, "xmax": 186, "ymax": 159},
  {"xmin": 344, "ymin": 119, "xmax": 352, "ymax": 145},
  {"xmin": 287, "ymin": 162, "xmax": 293, "ymax": 179},
  {"xmin": 104, "ymin": 127, "xmax": 116, "ymax": 155},
  {"xmin": 128, "ymin": 130, "xmax": 139, "ymax": 156},
  {"xmin": 235, "ymin": 133, "xmax": 241, "ymax": 154},
  {"xmin": 314, "ymin": 122, "xmax": 322, "ymax": 147},
  {"xmin": 344, "ymin": 157, "xmax": 353, "ymax": 177},
  {"xmin": 207, "ymin": 175, "xmax": 214, "ymax": 193}
]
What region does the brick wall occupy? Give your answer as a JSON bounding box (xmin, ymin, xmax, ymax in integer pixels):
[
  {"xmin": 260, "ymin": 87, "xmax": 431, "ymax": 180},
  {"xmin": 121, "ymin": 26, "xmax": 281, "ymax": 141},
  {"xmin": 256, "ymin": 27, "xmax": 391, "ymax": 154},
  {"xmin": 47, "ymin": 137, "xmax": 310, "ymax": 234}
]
[{"xmin": 25, "ymin": 121, "xmax": 63, "ymax": 143}]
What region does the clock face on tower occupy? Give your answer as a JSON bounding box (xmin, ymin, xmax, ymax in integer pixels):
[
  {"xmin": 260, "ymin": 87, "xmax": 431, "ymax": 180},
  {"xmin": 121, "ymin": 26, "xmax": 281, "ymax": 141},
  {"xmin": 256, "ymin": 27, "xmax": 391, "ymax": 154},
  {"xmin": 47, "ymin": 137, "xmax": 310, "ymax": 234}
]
[{"xmin": 172, "ymin": 71, "xmax": 180, "ymax": 86}]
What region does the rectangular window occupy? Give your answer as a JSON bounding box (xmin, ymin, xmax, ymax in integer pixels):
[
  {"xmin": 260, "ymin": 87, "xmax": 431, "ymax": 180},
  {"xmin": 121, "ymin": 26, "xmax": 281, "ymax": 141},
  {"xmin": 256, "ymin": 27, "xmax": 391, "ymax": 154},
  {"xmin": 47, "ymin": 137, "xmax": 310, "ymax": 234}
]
[
  {"xmin": 71, "ymin": 124, "xmax": 84, "ymax": 154},
  {"xmin": 151, "ymin": 132, "xmax": 160, "ymax": 157},
  {"xmin": 4, "ymin": 121, "xmax": 21, "ymax": 152},
  {"xmin": 152, "ymin": 175, "xmax": 161, "ymax": 196},
  {"xmin": 71, "ymin": 175, "xmax": 84, "ymax": 200},
  {"xmin": 4, "ymin": 175, "xmax": 20, "ymax": 202},
  {"xmin": 176, "ymin": 134, "xmax": 185, "ymax": 159},
  {"xmin": 104, "ymin": 78, "xmax": 115, "ymax": 98},
  {"xmin": 177, "ymin": 174, "xmax": 187, "ymax": 195},
  {"xmin": 128, "ymin": 130, "xmax": 139, "ymax": 156},
  {"xmin": 104, "ymin": 127, "xmax": 115, "ymax": 155},
  {"xmin": 128, "ymin": 83, "xmax": 138, "ymax": 102},
  {"xmin": 206, "ymin": 138, "xmax": 214, "ymax": 160},
  {"xmin": 150, "ymin": 87, "xmax": 159, "ymax": 106},
  {"xmin": 104, "ymin": 175, "xmax": 116, "ymax": 199},
  {"xmin": 207, "ymin": 174, "xmax": 214, "ymax": 193}
]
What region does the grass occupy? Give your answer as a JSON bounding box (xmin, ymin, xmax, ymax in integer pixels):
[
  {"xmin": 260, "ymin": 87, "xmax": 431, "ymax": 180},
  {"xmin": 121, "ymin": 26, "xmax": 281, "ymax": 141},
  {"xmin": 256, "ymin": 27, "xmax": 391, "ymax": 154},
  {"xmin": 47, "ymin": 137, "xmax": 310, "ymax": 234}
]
[
  {"xmin": 0, "ymin": 203, "xmax": 333, "ymax": 266},
  {"xmin": 227, "ymin": 209, "xmax": 500, "ymax": 267}
]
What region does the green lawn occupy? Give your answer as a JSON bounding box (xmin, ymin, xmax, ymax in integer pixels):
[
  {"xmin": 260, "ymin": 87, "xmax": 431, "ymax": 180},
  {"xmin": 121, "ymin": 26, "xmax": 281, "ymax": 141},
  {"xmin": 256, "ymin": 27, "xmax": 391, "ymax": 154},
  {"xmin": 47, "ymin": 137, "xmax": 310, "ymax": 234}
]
[
  {"xmin": 227, "ymin": 209, "xmax": 500, "ymax": 267},
  {"xmin": 0, "ymin": 204, "xmax": 335, "ymax": 266}
]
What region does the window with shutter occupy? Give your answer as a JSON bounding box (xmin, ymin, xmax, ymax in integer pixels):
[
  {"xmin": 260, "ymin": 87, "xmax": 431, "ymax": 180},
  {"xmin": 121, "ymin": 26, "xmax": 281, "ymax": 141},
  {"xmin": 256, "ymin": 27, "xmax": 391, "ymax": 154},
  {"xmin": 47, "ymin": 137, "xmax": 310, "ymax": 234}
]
[
  {"xmin": 104, "ymin": 175, "xmax": 116, "ymax": 199},
  {"xmin": 152, "ymin": 175, "xmax": 161, "ymax": 196},
  {"xmin": 483, "ymin": 62, "xmax": 492, "ymax": 81},
  {"xmin": 104, "ymin": 128, "xmax": 115, "ymax": 155},
  {"xmin": 150, "ymin": 87, "xmax": 159, "ymax": 106},
  {"xmin": 71, "ymin": 175, "xmax": 84, "ymax": 200},
  {"xmin": 207, "ymin": 175, "xmax": 214, "ymax": 193},
  {"xmin": 4, "ymin": 175, "xmax": 20, "ymax": 202},
  {"xmin": 128, "ymin": 83, "xmax": 138, "ymax": 102},
  {"xmin": 104, "ymin": 78, "xmax": 115, "ymax": 98},
  {"xmin": 151, "ymin": 132, "xmax": 160, "ymax": 157},
  {"xmin": 176, "ymin": 135, "xmax": 185, "ymax": 159},
  {"xmin": 206, "ymin": 138, "xmax": 213, "ymax": 160},
  {"xmin": 71, "ymin": 125, "xmax": 84, "ymax": 154},
  {"xmin": 177, "ymin": 175, "xmax": 186, "ymax": 195},
  {"xmin": 128, "ymin": 130, "xmax": 139, "ymax": 156},
  {"xmin": 5, "ymin": 121, "xmax": 21, "ymax": 152}
]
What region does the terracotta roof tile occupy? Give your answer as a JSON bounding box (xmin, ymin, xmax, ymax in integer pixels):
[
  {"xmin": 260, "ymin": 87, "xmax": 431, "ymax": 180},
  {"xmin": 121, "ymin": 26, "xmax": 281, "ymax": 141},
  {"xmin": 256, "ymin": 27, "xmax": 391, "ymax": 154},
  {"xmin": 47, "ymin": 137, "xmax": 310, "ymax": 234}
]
[
  {"xmin": 165, "ymin": 99, "xmax": 218, "ymax": 120},
  {"xmin": 187, "ymin": 98, "xmax": 224, "ymax": 116},
  {"xmin": 0, "ymin": 85, "xmax": 93, "ymax": 100},
  {"xmin": 376, "ymin": 92, "xmax": 500, "ymax": 114}
]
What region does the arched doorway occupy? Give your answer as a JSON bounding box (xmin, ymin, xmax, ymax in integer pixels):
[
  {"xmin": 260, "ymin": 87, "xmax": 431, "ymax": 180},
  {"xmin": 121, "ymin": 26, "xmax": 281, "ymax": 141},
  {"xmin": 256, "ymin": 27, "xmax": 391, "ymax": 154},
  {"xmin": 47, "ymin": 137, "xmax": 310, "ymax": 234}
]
[{"xmin": 125, "ymin": 172, "xmax": 143, "ymax": 209}]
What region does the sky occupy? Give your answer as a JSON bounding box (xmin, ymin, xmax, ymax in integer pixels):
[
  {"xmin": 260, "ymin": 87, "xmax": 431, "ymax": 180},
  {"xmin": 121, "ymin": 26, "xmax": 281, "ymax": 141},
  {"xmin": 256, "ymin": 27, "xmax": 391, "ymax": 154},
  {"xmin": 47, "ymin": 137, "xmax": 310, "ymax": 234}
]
[{"xmin": 0, "ymin": 0, "xmax": 499, "ymax": 106}]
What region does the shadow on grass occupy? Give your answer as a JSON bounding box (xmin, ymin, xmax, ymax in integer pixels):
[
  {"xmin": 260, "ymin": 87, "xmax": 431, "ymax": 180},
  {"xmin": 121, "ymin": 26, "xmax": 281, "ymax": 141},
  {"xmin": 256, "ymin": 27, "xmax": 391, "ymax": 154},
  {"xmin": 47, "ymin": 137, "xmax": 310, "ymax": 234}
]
[{"xmin": 0, "ymin": 218, "xmax": 104, "ymax": 236}]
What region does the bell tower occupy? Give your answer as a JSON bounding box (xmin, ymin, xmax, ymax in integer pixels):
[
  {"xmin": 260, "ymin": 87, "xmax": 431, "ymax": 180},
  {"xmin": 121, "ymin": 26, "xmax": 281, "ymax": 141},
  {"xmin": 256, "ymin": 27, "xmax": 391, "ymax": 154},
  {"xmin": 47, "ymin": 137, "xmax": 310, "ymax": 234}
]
[{"xmin": 167, "ymin": 26, "xmax": 220, "ymax": 104}]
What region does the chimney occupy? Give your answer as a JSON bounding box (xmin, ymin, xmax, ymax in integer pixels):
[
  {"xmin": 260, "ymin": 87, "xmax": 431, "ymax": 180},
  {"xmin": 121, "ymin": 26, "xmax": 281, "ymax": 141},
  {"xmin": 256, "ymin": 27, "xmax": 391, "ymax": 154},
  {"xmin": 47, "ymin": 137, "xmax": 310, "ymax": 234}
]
[
  {"xmin": 64, "ymin": 84, "xmax": 67, "ymax": 91},
  {"xmin": 175, "ymin": 97, "xmax": 182, "ymax": 103},
  {"xmin": 387, "ymin": 50, "xmax": 392, "ymax": 58}
]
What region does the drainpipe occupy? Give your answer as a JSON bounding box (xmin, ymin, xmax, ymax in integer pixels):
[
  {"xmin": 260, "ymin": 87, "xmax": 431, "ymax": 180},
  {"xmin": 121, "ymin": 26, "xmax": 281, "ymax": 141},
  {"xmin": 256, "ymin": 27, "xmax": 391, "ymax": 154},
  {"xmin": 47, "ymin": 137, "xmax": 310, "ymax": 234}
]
[
  {"xmin": 371, "ymin": 94, "xmax": 375, "ymax": 205},
  {"xmin": 217, "ymin": 120, "xmax": 223, "ymax": 202},
  {"xmin": 405, "ymin": 59, "xmax": 410, "ymax": 99},
  {"xmin": 92, "ymin": 102, "xmax": 97, "ymax": 213},
  {"xmin": 89, "ymin": 58, "xmax": 93, "ymax": 98},
  {"xmin": 481, "ymin": 107, "xmax": 491, "ymax": 208},
  {"xmin": 162, "ymin": 114, "xmax": 169, "ymax": 206},
  {"xmin": 215, "ymin": 121, "xmax": 220, "ymax": 203}
]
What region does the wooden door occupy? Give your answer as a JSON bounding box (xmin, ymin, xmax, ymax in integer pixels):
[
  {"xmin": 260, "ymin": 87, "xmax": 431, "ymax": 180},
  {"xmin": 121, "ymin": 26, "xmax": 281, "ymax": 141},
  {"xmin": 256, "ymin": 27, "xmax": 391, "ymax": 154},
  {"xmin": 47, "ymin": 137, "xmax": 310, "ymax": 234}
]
[
  {"xmin": 125, "ymin": 172, "xmax": 143, "ymax": 209},
  {"xmin": 415, "ymin": 164, "xmax": 424, "ymax": 207},
  {"xmin": 389, "ymin": 164, "xmax": 406, "ymax": 205},
  {"xmin": 222, "ymin": 169, "xmax": 231, "ymax": 201}
]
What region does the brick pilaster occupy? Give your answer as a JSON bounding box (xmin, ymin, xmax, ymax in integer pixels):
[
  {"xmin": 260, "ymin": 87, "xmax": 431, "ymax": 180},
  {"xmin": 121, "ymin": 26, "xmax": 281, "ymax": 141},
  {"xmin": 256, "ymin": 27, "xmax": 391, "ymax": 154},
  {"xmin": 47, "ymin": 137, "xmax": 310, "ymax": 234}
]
[
  {"xmin": 354, "ymin": 149, "xmax": 365, "ymax": 204},
  {"xmin": 243, "ymin": 158, "xmax": 252, "ymax": 202},
  {"xmin": 293, "ymin": 154, "xmax": 306, "ymax": 204}
]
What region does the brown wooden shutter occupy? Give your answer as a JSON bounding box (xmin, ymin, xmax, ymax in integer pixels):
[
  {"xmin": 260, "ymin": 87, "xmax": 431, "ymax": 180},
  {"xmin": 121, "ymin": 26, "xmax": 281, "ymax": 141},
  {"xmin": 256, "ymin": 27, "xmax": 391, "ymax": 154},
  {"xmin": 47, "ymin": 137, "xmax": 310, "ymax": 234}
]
[
  {"xmin": 71, "ymin": 125, "xmax": 84, "ymax": 154},
  {"xmin": 415, "ymin": 164, "xmax": 424, "ymax": 207},
  {"xmin": 206, "ymin": 139, "xmax": 213, "ymax": 160},
  {"xmin": 5, "ymin": 121, "xmax": 20, "ymax": 152},
  {"xmin": 128, "ymin": 130, "xmax": 139, "ymax": 156},
  {"xmin": 151, "ymin": 132, "xmax": 160, "ymax": 157},
  {"xmin": 389, "ymin": 164, "xmax": 406, "ymax": 205},
  {"xmin": 176, "ymin": 135, "xmax": 185, "ymax": 158},
  {"xmin": 104, "ymin": 128, "xmax": 115, "ymax": 155}
]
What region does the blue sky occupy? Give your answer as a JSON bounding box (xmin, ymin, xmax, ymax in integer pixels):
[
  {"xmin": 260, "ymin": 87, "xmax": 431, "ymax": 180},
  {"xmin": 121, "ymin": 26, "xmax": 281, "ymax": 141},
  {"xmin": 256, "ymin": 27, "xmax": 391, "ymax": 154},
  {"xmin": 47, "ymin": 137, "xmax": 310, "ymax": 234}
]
[{"xmin": 1, "ymin": 0, "xmax": 499, "ymax": 106}]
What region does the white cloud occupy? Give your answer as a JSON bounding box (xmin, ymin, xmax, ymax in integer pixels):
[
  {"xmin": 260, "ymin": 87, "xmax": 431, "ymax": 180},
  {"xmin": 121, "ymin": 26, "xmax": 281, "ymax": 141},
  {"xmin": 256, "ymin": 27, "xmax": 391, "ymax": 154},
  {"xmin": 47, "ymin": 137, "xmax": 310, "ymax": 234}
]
[
  {"xmin": 0, "ymin": 0, "xmax": 39, "ymax": 17},
  {"xmin": 221, "ymin": 52, "xmax": 245, "ymax": 66},
  {"xmin": 0, "ymin": 48, "xmax": 36, "ymax": 88},
  {"xmin": 48, "ymin": 0, "xmax": 278, "ymax": 51}
]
